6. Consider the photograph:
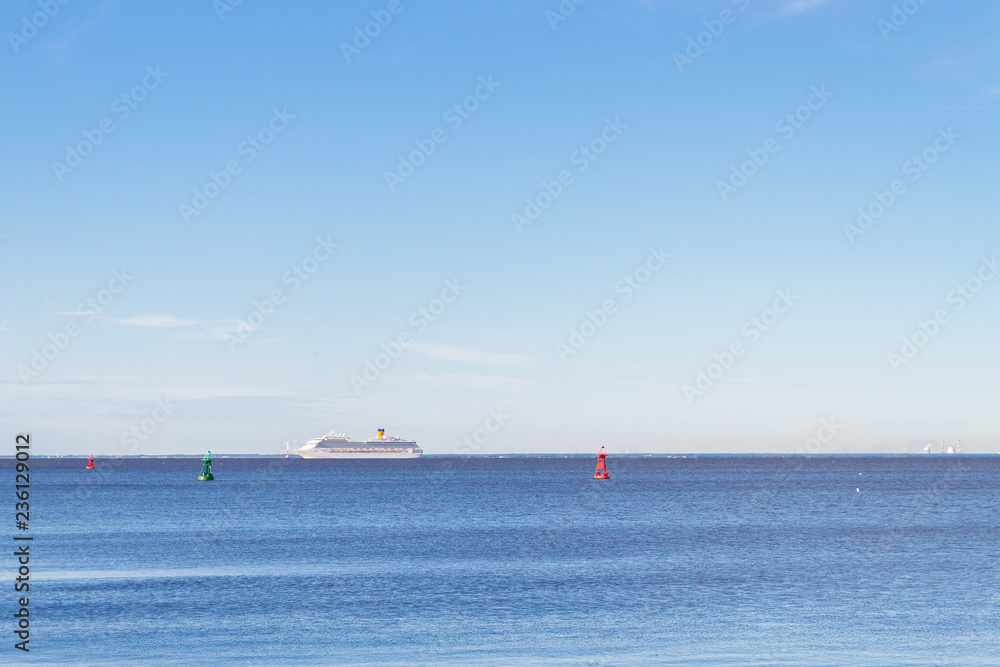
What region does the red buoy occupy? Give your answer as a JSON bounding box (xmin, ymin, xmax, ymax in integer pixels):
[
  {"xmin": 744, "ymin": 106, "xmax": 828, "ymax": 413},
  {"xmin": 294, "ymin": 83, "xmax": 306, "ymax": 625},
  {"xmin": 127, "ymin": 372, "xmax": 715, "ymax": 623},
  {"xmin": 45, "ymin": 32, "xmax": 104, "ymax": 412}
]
[
  {"xmin": 85, "ymin": 456, "xmax": 95, "ymax": 469},
  {"xmin": 594, "ymin": 446, "xmax": 609, "ymax": 479}
]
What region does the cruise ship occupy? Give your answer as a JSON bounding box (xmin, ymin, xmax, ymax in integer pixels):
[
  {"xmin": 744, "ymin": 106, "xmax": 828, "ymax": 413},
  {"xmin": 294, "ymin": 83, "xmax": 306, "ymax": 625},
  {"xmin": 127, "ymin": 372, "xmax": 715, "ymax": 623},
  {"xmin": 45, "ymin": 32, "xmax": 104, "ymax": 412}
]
[{"xmin": 295, "ymin": 429, "xmax": 422, "ymax": 459}]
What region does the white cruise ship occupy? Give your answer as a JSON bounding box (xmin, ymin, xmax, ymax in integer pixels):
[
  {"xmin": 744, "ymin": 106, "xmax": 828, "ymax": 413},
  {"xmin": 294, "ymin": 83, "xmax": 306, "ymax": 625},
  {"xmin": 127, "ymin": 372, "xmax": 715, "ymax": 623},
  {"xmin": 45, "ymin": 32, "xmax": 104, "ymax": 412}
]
[{"xmin": 295, "ymin": 429, "xmax": 422, "ymax": 459}]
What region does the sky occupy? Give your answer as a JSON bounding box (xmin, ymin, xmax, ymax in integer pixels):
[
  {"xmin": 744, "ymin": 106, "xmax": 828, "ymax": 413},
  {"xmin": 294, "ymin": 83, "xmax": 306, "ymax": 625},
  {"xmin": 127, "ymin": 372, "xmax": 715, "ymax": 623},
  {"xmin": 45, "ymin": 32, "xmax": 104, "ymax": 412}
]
[{"xmin": 2, "ymin": 0, "xmax": 999, "ymax": 455}]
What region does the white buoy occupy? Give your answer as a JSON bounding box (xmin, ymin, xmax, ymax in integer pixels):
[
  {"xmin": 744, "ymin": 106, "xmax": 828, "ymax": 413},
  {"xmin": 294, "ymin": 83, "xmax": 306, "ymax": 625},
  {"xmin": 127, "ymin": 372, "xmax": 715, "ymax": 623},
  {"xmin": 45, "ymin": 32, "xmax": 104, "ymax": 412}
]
[{"xmin": 856, "ymin": 488, "xmax": 860, "ymax": 492}]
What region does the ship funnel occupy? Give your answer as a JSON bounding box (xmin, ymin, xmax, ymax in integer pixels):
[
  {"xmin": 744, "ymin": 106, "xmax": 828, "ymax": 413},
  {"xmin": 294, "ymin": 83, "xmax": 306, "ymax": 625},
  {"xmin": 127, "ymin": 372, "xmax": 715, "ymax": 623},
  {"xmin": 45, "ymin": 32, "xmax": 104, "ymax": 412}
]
[{"xmin": 378, "ymin": 428, "xmax": 385, "ymax": 439}]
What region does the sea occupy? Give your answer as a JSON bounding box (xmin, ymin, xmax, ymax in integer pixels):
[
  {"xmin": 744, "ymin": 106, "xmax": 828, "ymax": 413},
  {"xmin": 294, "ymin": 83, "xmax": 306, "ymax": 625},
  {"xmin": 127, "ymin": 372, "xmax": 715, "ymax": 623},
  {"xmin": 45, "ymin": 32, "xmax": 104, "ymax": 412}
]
[{"xmin": 5, "ymin": 456, "xmax": 1000, "ymax": 666}]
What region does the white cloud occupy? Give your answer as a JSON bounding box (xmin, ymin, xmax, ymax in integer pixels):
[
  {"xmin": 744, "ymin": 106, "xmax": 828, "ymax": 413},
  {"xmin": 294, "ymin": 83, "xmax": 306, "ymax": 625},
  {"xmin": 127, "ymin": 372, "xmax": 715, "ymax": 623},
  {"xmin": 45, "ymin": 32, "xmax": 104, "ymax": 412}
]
[
  {"xmin": 109, "ymin": 314, "xmax": 196, "ymax": 328},
  {"xmin": 408, "ymin": 342, "xmax": 532, "ymax": 367}
]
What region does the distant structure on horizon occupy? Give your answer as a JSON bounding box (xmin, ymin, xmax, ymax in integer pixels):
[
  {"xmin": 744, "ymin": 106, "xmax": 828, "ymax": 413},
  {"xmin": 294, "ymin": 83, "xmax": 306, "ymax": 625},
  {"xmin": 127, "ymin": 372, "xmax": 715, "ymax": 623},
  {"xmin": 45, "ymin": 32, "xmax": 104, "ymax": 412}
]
[{"xmin": 923, "ymin": 440, "xmax": 961, "ymax": 455}]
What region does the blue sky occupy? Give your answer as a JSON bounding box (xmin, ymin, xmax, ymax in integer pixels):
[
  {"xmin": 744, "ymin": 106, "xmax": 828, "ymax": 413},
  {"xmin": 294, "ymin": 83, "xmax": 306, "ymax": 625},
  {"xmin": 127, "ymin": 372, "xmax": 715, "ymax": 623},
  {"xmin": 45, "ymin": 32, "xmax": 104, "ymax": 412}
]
[{"xmin": 2, "ymin": 0, "xmax": 999, "ymax": 455}]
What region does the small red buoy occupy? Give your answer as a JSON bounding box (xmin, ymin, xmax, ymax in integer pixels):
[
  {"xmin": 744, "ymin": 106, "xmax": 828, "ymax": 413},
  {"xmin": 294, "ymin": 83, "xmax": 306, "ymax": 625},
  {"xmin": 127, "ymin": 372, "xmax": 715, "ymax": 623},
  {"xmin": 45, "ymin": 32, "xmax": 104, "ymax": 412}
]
[
  {"xmin": 85, "ymin": 456, "xmax": 95, "ymax": 469},
  {"xmin": 594, "ymin": 446, "xmax": 609, "ymax": 479}
]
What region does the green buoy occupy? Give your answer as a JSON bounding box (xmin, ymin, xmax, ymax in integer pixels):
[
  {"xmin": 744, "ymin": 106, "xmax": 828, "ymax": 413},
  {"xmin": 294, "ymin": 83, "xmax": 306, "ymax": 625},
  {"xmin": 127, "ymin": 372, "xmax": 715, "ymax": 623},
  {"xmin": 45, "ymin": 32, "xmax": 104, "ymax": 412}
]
[{"xmin": 198, "ymin": 451, "xmax": 215, "ymax": 481}]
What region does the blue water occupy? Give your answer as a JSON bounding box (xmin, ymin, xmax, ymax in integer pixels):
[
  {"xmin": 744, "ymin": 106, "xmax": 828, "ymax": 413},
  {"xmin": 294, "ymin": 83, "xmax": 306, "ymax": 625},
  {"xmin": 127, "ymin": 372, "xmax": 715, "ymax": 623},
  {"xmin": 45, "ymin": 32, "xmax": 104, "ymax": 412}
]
[{"xmin": 7, "ymin": 456, "xmax": 1000, "ymax": 666}]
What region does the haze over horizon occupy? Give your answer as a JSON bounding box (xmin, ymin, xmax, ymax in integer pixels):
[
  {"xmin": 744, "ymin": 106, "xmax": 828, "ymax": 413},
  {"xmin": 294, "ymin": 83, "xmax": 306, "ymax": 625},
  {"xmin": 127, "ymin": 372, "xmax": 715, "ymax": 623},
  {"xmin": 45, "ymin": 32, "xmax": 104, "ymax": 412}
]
[{"xmin": 3, "ymin": 0, "xmax": 999, "ymax": 455}]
